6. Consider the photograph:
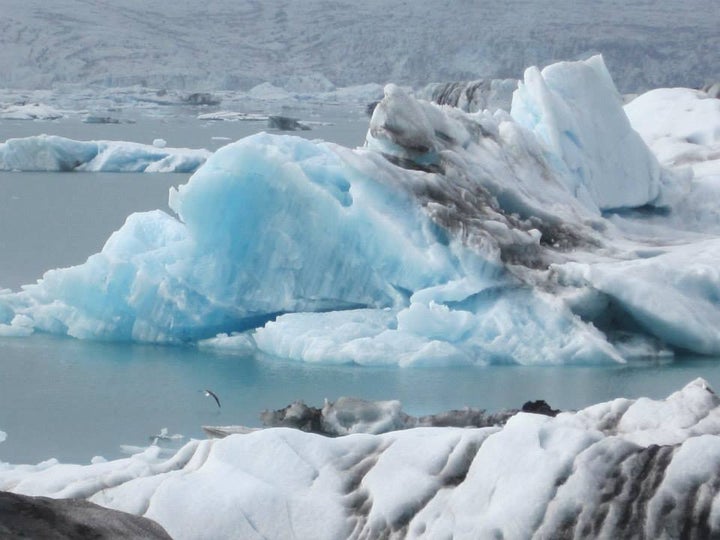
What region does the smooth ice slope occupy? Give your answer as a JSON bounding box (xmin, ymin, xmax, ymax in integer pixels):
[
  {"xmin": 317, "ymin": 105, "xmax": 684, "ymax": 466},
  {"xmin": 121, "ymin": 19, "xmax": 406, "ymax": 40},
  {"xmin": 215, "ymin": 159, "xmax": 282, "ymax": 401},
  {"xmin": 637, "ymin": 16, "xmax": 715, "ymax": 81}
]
[
  {"xmin": 2, "ymin": 380, "xmax": 720, "ymax": 538},
  {"xmin": 0, "ymin": 135, "xmax": 210, "ymax": 172},
  {"xmin": 1, "ymin": 56, "xmax": 716, "ymax": 363},
  {"xmin": 511, "ymin": 55, "xmax": 671, "ymax": 210}
]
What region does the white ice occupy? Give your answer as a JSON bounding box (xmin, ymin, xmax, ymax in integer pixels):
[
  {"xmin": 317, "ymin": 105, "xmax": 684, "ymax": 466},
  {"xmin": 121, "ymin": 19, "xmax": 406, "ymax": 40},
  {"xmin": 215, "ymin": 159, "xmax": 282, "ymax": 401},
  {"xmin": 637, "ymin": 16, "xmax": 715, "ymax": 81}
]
[
  {"xmin": 0, "ymin": 103, "xmax": 65, "ymax": 120},
  {"xmin": 624, "ymin": 87, "xmax": 720, "ymax": 233},
  {"xmin": 510, "ymin": 56, "xmax": 675, "ymax": 211},
  {"xmin": 2, "ymin": 379, "xmax": 720, "ymax": 539},
  {"xmin": 0, "ymin": 134, "xmax": 210, "ymax": 173}
]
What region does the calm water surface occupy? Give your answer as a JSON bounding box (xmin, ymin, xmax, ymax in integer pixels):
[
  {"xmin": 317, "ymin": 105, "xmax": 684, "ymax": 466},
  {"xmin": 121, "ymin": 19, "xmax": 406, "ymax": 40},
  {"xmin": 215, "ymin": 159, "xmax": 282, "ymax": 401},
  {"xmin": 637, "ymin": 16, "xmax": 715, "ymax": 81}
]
[
  {"xmin": 1, "ymin": 115, "xmax": 718, "ymax": 464},
  {"xmin": 1, "ymin": 335, "xmax": 719, "ymax": 464}
]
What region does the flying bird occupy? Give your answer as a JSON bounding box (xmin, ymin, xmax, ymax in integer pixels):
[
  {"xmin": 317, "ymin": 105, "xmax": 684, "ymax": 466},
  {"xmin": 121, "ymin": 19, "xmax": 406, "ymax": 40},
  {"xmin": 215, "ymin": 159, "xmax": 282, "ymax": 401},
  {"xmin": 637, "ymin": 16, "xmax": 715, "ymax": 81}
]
[{"xmin": 204, "ymin": 389, "xmax": 221, "ymax": 408}]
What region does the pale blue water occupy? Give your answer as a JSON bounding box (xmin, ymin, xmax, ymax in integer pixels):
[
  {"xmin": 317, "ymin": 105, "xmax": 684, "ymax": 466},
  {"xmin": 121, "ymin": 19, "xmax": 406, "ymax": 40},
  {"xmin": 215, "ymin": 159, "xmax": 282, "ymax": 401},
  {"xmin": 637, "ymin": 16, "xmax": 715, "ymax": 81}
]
[
  {"xmin": 1, "ymin": 114, "xmax": 719, "ymax": 465},
  {"xmin": 2, "ymin": 334, "xmax": 720, "ymax": 463}
]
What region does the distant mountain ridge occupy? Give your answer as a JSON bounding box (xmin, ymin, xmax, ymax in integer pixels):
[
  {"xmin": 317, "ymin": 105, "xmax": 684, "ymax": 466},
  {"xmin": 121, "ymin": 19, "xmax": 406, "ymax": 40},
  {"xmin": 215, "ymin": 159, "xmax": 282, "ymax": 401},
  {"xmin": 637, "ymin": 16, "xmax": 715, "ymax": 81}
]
[{"xmin": 0, "ymin": 0, "xmax": 717, "ymax": 92}]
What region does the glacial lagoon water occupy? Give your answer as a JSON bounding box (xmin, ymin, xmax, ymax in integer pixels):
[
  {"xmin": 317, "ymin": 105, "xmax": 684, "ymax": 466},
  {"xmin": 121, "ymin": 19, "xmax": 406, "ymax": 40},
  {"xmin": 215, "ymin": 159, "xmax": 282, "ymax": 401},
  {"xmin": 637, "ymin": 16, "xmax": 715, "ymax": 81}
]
[
  {"xmin": 3, "ymin": 334, "xmax": 720, "ymax": 464},
  {"xmin": 2, "ymin": 114, "xmax": 720, "ymax": 464}
]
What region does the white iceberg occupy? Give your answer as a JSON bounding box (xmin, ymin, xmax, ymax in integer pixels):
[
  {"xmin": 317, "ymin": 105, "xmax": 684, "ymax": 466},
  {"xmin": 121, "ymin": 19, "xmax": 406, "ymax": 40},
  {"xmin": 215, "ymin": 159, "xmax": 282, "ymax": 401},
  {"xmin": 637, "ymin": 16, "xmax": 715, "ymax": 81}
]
[
  {"xmin": 0, "ymin": 134, "xmax": 211, "ymax": 173},
  {"xmin": 624, "ymin": 87, "xmax": 720, "ymax": 233},
  {"xmin": 0, "ymin": 103, "xmax": 65, "ymax": 120},
  {"xmin": 511, "ymin": 55, "xmax": 674, "ymax": 211},
  {"xmin": 1, "ymin": 379, "xmax": 719, "ymax": 539}
]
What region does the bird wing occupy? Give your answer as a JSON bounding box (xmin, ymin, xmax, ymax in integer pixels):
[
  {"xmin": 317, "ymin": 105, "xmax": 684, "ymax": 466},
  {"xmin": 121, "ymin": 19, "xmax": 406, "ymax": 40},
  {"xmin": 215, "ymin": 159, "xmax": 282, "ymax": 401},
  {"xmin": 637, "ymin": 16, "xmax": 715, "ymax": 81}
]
[{"xmin": 205, "ymin": 389, "xmax": 221, "ymax": 408}]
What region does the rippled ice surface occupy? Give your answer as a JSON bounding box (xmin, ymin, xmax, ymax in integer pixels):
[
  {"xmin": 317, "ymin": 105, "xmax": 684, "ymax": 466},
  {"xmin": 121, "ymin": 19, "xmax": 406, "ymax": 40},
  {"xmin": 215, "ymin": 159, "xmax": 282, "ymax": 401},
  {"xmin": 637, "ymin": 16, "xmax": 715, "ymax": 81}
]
[{"xmin": 2, "ymin": 114, "xmax": 720, "ymax": 464}]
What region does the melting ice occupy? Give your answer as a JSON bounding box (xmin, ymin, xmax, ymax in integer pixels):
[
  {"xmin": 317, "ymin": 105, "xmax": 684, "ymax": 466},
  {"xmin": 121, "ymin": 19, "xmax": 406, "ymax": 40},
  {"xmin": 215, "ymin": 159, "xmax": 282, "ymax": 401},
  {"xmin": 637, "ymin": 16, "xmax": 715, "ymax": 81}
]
[{"xmin": 0, "ymin": 55, "xmax": 718, "ymax": 366}]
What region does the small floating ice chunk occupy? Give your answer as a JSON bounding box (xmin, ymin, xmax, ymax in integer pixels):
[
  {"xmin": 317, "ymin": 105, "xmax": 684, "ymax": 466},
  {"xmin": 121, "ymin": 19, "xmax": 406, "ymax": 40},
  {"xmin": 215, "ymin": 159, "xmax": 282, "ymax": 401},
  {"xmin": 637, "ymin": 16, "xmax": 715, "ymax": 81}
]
[
  {"xmin": 0, "ymin": 103, "xmax": 64, "ymax": 120},
  {"xmin": 0, "ymin": 135, "xmax": 210, "ymax": 173},
  {"xmin": 267, "ymin": 115, "xmax": 310, "ymax": 131},
  {"xmin": 198, "ymin": 111, "xmax": 268, "ymax": 122},
  {"xmin": 83, "ymin": 115, "xmax": 120, "ymax": 124}
]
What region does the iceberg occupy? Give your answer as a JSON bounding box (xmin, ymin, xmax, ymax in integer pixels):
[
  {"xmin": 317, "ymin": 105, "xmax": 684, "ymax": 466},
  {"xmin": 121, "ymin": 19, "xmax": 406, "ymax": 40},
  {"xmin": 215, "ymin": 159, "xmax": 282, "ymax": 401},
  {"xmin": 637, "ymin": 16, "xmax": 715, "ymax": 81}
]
[
  {"xmin": 0, "ymin": 103, "xmax": 65, "ymax": 120},
  {"xmin": 511, "ymin": 55, "xmax": 674, "ymax": 211},
  {"xmin": 0, "ymin": 134, "xmax": 211, "ymax": 173},
  {"xmin": 2, "ymin": 379, "xmax": 720, "ymax": 539},
  {"xmin": 0, "ymin": 56, "xmax": 717, "ymax": 364},
  {"xmin": 624, "ymin": 87, "xmax": 720, "ymax": 233}
]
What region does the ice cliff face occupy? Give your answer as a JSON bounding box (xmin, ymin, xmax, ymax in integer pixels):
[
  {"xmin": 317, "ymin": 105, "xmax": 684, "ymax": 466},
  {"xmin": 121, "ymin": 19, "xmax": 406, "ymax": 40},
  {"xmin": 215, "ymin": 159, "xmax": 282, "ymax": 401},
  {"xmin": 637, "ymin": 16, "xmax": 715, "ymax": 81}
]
[
  {"xmin": 0, "ymin": 56, "xmax": 716, "ymax": 364},
  {"xmin": 2, "ymin": 379, "xmax": 720, "ymax": 539}
]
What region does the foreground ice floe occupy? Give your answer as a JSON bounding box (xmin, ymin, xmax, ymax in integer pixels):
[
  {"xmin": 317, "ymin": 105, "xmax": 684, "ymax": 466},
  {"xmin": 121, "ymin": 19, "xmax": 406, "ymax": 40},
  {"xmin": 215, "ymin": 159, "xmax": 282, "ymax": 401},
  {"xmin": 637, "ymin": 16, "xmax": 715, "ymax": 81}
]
[
  {"xmin": 0, "ymin": 134, "xmax": 210, "ymax": 172},
  {"xmin": 0, "ymin": 55, "xmax": 719, "ymax": 363},
  {"xmin": 1, "ymin": 379, "xmax": 720, "ymax": 539}
]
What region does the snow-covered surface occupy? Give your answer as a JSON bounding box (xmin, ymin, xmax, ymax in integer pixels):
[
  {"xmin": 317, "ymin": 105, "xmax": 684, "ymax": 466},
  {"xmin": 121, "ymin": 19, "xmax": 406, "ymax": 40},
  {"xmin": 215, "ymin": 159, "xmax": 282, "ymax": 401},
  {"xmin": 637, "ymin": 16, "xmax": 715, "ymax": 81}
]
[
  {"xmin": 0, "ymin": 135, "xmax": 210, "ymax": 172},
  {"xmin": 2, "ymin": 379, "xmax": 720, "ymax": 539},
  {"xmin": 0, "ymin": 0, "xmax": 717, "ymax": 93},
  {"xmin": 2, "ymin": 56, "xmax": 720, "ymax": 365}
]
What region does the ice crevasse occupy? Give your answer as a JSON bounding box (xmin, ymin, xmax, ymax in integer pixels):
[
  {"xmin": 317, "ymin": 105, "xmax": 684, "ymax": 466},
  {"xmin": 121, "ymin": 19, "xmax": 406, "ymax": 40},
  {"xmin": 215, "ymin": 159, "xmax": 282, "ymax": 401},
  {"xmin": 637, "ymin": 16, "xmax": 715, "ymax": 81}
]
[{"xmin": 0, "ymin": 55, "xmax": 713, "ymax": 365}]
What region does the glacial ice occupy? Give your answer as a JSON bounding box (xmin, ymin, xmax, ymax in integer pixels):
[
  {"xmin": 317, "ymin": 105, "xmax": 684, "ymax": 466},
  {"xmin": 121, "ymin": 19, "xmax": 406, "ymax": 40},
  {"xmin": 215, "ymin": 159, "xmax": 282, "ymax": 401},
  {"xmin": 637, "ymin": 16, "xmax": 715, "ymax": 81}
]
[
  {"xmin": 624, "ymin": 87, "xmax": 720, "ymax": 233},
  {"xmin": 2, "ymin": 379, "xmax": 720, "ymax": 538},
  {"xmin": 0, "ymin": 134, "xmax": 210, "ymax": 172},
  {"xmin": 1, "ymin": 55, "xmax": 719, "ymax": 364},
  {"xmin": 510, "ymin": 56, "xmax": 673, "ymax": 210},
  {"xmin": 419, "ymin": 78, "xmax": 518, "ymax": 113}
]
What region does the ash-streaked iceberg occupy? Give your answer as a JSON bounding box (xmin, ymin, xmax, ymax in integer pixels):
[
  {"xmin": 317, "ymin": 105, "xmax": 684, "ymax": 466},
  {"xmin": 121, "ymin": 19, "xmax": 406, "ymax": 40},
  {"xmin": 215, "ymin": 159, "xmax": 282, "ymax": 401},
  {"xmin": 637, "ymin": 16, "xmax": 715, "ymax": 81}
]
[
  {"xmin": 0, "ymin": 55, "xmax": 716, "ymax": 364},
  {"xmin": 418, "ymin": 78, "xmax": 518, "ymax": 113},
  {"xmin": 0, "ymin": 134, "xmax": 210, "ymax": 172},
  {"xmin": 1, "ymin": 379, "xmax": 719, "ymax": 539}
]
